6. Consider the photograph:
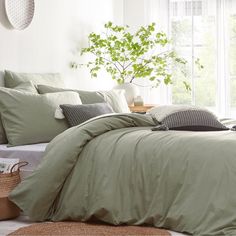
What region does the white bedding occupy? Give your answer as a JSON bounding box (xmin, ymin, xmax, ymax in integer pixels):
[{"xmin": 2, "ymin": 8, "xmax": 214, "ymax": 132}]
[{"xmin": 0, "ymin": 143, "xmax": 48, "ymax": 178}]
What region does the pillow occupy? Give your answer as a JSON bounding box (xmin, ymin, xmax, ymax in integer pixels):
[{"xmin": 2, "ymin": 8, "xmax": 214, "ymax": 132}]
[
  {"xmin": 0, "ymin": 71, "xmax": 4, "ymax": 87},
  {"xmin": 0, "ymin": 89, "xmax": 82, "ymax": 146},
  {"xmin": 0, "ymin": 81, "xmax": 38, "ymax": 144},
  {"xmin": 4, "ymin": 70, "xmax": 65, "ymax": 88},
  {"xmin": 37, "ymin": 85, "xmax": 130, "ymax": 113},
  {"xmin": 149, "ymin": 105, "xmax": 229, "ymax": 131},
  {"xmin": 98, "ymin": 90, "xmax": 130, "ymax": 113},
  {"xmin": 12, "ymin": 81, "xmax": 38, "ymax": 93},
  {"xmin": 37, "ymin": 84, "xmax": 105, "ymax": 104},
  {"xmin": 60, "ymin": 103, "xmax": 114, "ymax": 127},
  {"xmin": 0, "ymin": 124, "xmax": 7, "ymax": 144}
]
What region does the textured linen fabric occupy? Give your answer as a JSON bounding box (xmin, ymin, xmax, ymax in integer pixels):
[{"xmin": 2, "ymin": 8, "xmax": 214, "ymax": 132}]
[
  {"xmin": 0, "ymin": 82, "xmax": 38, "ymax": 144},
  {"xmin": 60, "ymin": 103, "xmax": 114, "ymax": 127},
  {"xmin": 9, "ymin": 113, "xmax": 236, "ymax": 235},
  {"xmin": 0, "ymin": 71, "xmax": 5, "ymax": 87},
  {"xmin": 149, "ymin": 105, "xmax": 228, "ymax": 131},
  {"xmin": 0, "ymin": 89, "xmax": 81, "ymax": 146},
  {"xmin": 37, "ymin": 84, "xmax": 105, "ymax": 104},
  {"xmin": 4, "ymin": 70, "xmax": 65, "ymax": 88},
  {"xmin": 12, "ymin": 81, "xmax": 38, "ymax": 93},
  {"xmin": 37, "ymin": 85, "xmax": 130, "ymax": 113},
  {"xmin": 98, "ymin": 90, "xmax": 130, "ymax": 113},
  {"xmin": 0, "ymin": 120, "xmax": 7, "ymax": 144}
]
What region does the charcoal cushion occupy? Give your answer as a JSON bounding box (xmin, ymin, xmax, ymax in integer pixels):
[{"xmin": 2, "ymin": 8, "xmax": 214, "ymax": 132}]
[
  {"xmin": 60, "ymin": 103, "xmax": 114, "ymax": 127},
  {"xmin": 149, "ymin": 105, "xmax": 229, "ymax": 131}
]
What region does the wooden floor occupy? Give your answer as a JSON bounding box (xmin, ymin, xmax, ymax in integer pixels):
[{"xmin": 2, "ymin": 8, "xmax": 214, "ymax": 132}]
[{"xmin": 0, "ymin": 215, "xmax": 186, "ymax": 236}]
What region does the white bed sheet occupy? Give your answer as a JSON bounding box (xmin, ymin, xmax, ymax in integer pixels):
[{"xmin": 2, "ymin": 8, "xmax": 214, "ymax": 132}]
[{"xmin": 0, "ymin": 143, "xmax": 48, "ymax": 178}]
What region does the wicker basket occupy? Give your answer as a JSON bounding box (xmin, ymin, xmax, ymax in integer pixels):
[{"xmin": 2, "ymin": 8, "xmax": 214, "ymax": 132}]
[{"xmin": 0, "ymin": 161, "xmax": 28, "ymax": 220}]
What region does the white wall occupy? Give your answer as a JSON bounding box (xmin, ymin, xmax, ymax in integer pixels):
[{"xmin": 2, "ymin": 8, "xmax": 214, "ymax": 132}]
[
  {"xmin": 123, "ymin": 0, "xmax": 146, "ymax": 31},
  {"xmin": 0, "ymin": 0, "xmax": 123, "ymax": 90},
  {"xmin": 0, "ymin": 0, "xmax": 169, "ymax": 103}
]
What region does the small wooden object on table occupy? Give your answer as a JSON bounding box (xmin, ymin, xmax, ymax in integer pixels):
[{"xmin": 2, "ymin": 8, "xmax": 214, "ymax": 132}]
[{"xmin": 129, "ymin": 104, "xmax": 157, "ymax": 113}]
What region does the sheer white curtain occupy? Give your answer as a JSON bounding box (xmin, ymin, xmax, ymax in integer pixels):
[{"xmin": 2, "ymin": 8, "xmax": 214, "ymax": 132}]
[
  {"xmin": 143, "ymin": 0, "xmax": 171, "ymax": 105},
  {"xmin": 145, "ymin": 0, "xmax": 236, "ymax": 117}
]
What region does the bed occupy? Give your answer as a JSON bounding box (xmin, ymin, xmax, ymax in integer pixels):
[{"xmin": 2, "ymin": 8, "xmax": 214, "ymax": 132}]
[
  {"xmin": 8, "ymin": 113, "xmax": 236, "ymax": 236},
  {"xmin": 2, "ymin": 71, "xmax": 236, "ymax": 236}
]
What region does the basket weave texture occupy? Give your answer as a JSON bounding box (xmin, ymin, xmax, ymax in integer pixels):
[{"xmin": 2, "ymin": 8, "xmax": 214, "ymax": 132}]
[
  {"xmin": 0, "ymin": 162, "xmax": 27, "ymax": 220},
  {"xmin": 0, "ymin": 171, "xmax": 21, "ymax": 198}
]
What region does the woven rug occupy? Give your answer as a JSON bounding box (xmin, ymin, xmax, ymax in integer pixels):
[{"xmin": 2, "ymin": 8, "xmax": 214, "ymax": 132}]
[{"xmin": 8, "ymin": 222, "xmax": 171, "ymax": 236}]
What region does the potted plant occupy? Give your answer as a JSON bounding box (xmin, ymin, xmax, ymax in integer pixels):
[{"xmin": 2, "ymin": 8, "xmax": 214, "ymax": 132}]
[{"xmin": 72, "ymin": 22, "xmax": 189, "ymax": 104}]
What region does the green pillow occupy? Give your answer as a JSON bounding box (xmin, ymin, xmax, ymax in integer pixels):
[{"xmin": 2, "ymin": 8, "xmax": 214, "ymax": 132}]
[
  {"xmin": 12, "ymin": 81, "xmax": 38, "ymax": 93},
  {"xmin": 0, "ymin": 122, "xmax": 7, "ymax": 144},
  {"xmin": 4, "ymin": 70, "xmax": 65, "ymax": 88},
  {"xmin": 0, "ymin": 88, "xmax": 81, "ymax": 146},
  {"xmin": 37, "ymin": 85, "xmax": 130, "ymax": 113},
  {"xmin": 0, "ymin": 82, "xmax": 38, "ymax": 144},
  {"xmin": 37, "ymin": 84, "xmax": 105, "ymax": 104}
]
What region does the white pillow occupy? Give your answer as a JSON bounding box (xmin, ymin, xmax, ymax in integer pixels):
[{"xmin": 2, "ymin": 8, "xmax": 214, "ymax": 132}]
[{"xmin": 98, "ymin": 90, "xmax": 130, "ymax": 113}]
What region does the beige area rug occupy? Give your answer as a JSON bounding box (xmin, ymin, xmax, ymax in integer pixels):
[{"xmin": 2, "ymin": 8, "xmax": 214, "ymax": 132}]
[{"xmin": 8, "ymin": 221, "xmax": 171, "ymax": 236}]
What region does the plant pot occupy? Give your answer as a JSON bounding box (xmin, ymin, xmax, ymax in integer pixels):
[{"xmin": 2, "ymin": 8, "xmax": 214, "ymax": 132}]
[{"xmin": 114, "ymin": 82, "xmax": 140, "ymax": 105}]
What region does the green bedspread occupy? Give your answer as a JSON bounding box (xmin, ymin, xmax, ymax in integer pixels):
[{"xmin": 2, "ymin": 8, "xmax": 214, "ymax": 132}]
[{"xmin": 9, "ymin": 114, "xmax": 236, "ymax": 235}]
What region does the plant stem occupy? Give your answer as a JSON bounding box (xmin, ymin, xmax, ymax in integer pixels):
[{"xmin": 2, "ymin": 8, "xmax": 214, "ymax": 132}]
[
  {"xmin": 130, "ymin": 77, "xmax": 135, "ymax": 83},
  {"xmin": 91, "ymin": 52, "xmax": 122, "ymax": 74}
]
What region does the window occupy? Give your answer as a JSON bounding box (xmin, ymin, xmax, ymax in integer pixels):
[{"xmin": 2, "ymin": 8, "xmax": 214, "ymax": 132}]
[
  {"xmin": 228, "ymin": 0, "xmax": 236, "ymax": 116},
  {"xmin": 171, "ymin": 0, "xmax": 203, "ymax": 17},
  {"xmin": 170, "ymin": 0, "xmax": 217, "ymax": 113},
  {"xmin": 147, "ymin": 0, "xmax": 236, "ymax": 117}
]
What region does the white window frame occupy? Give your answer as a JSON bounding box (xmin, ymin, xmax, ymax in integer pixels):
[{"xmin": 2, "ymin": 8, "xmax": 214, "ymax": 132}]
[{"xmin": 145, "ymin": 0, "xmax": 236, "ymax": 117}]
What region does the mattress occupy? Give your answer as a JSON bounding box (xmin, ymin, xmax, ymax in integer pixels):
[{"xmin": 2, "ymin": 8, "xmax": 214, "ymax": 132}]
[{"xmin": 0, "ymin": 143, "xmax": 48, "ymax": 179}]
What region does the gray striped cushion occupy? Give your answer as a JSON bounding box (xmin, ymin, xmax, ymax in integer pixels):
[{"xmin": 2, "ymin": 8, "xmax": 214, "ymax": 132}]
[
  {"xmin": 60, "ymin": 103, "xmax": 114, "ymax": 127},
  {"xmin": 149, "ymin": 105, "xmax": 228, "ymax": 131}
]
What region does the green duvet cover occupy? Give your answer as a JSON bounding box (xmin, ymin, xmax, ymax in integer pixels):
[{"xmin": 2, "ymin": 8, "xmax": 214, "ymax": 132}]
[{"xmin": 9, "ymin": 114, "xmax": 236, "ymax": 235}]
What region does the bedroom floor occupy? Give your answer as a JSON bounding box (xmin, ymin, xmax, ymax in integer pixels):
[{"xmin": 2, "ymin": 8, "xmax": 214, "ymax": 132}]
[{"xmin": 0, "ymin": 215, "xmax": 186, "ymax": 236}]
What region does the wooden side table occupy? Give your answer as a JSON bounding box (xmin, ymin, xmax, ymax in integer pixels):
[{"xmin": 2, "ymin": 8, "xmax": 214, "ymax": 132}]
[{"xmin": 128, "ymin": 104, "xmax": 157, "ymax": 113}]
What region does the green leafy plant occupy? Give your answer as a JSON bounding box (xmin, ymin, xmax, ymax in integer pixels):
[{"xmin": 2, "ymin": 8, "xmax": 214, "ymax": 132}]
[{"xmin": 72, "ymin": 22, "xmax": 191, "ymax": 90}]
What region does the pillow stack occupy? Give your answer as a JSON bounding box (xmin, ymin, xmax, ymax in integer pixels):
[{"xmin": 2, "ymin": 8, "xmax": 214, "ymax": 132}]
[
  {"xmin": 0, "ymin": 88, "xmax": 81, "ymax": 146},
  {"xmin": 37, "ymin": 85, "xmax": 130, "ymax": 126},
  {"xmin": 0, "ymin": 71, "xmax": 81, "ymax": 146},
  {"xmin": 37, "ymin": 84, "xmax": 130, "ymax": 113},
  {"xmin": 0, "ymin": 70, "xmax": 130, "ymax": 146}
]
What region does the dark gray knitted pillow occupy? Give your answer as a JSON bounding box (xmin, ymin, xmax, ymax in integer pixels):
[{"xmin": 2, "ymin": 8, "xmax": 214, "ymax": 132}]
[
  {"xmin": 60, "ymin": 103, "xmax": 114, "ymax": 127},
  {"xmin": 149, "ymin": 105, "xmax": 229, "ymax": 131}
]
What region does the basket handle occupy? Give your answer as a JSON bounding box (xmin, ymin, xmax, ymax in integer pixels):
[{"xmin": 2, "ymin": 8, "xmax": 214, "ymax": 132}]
[{"xmin": 10, "ymin": 161, "xmax": 29, "ymax": 174}]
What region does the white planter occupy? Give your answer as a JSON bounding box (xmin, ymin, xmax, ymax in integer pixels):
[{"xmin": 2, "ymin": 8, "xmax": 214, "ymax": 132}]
[{"xmin": 114, "ymin": 82, "xmax": 140, "ymax": 105}]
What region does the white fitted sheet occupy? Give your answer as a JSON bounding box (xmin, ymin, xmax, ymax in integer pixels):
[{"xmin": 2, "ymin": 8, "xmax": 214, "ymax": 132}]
[{"xmin": 0, "ymin": 143, "xmax": 48, "ymax": 178}]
